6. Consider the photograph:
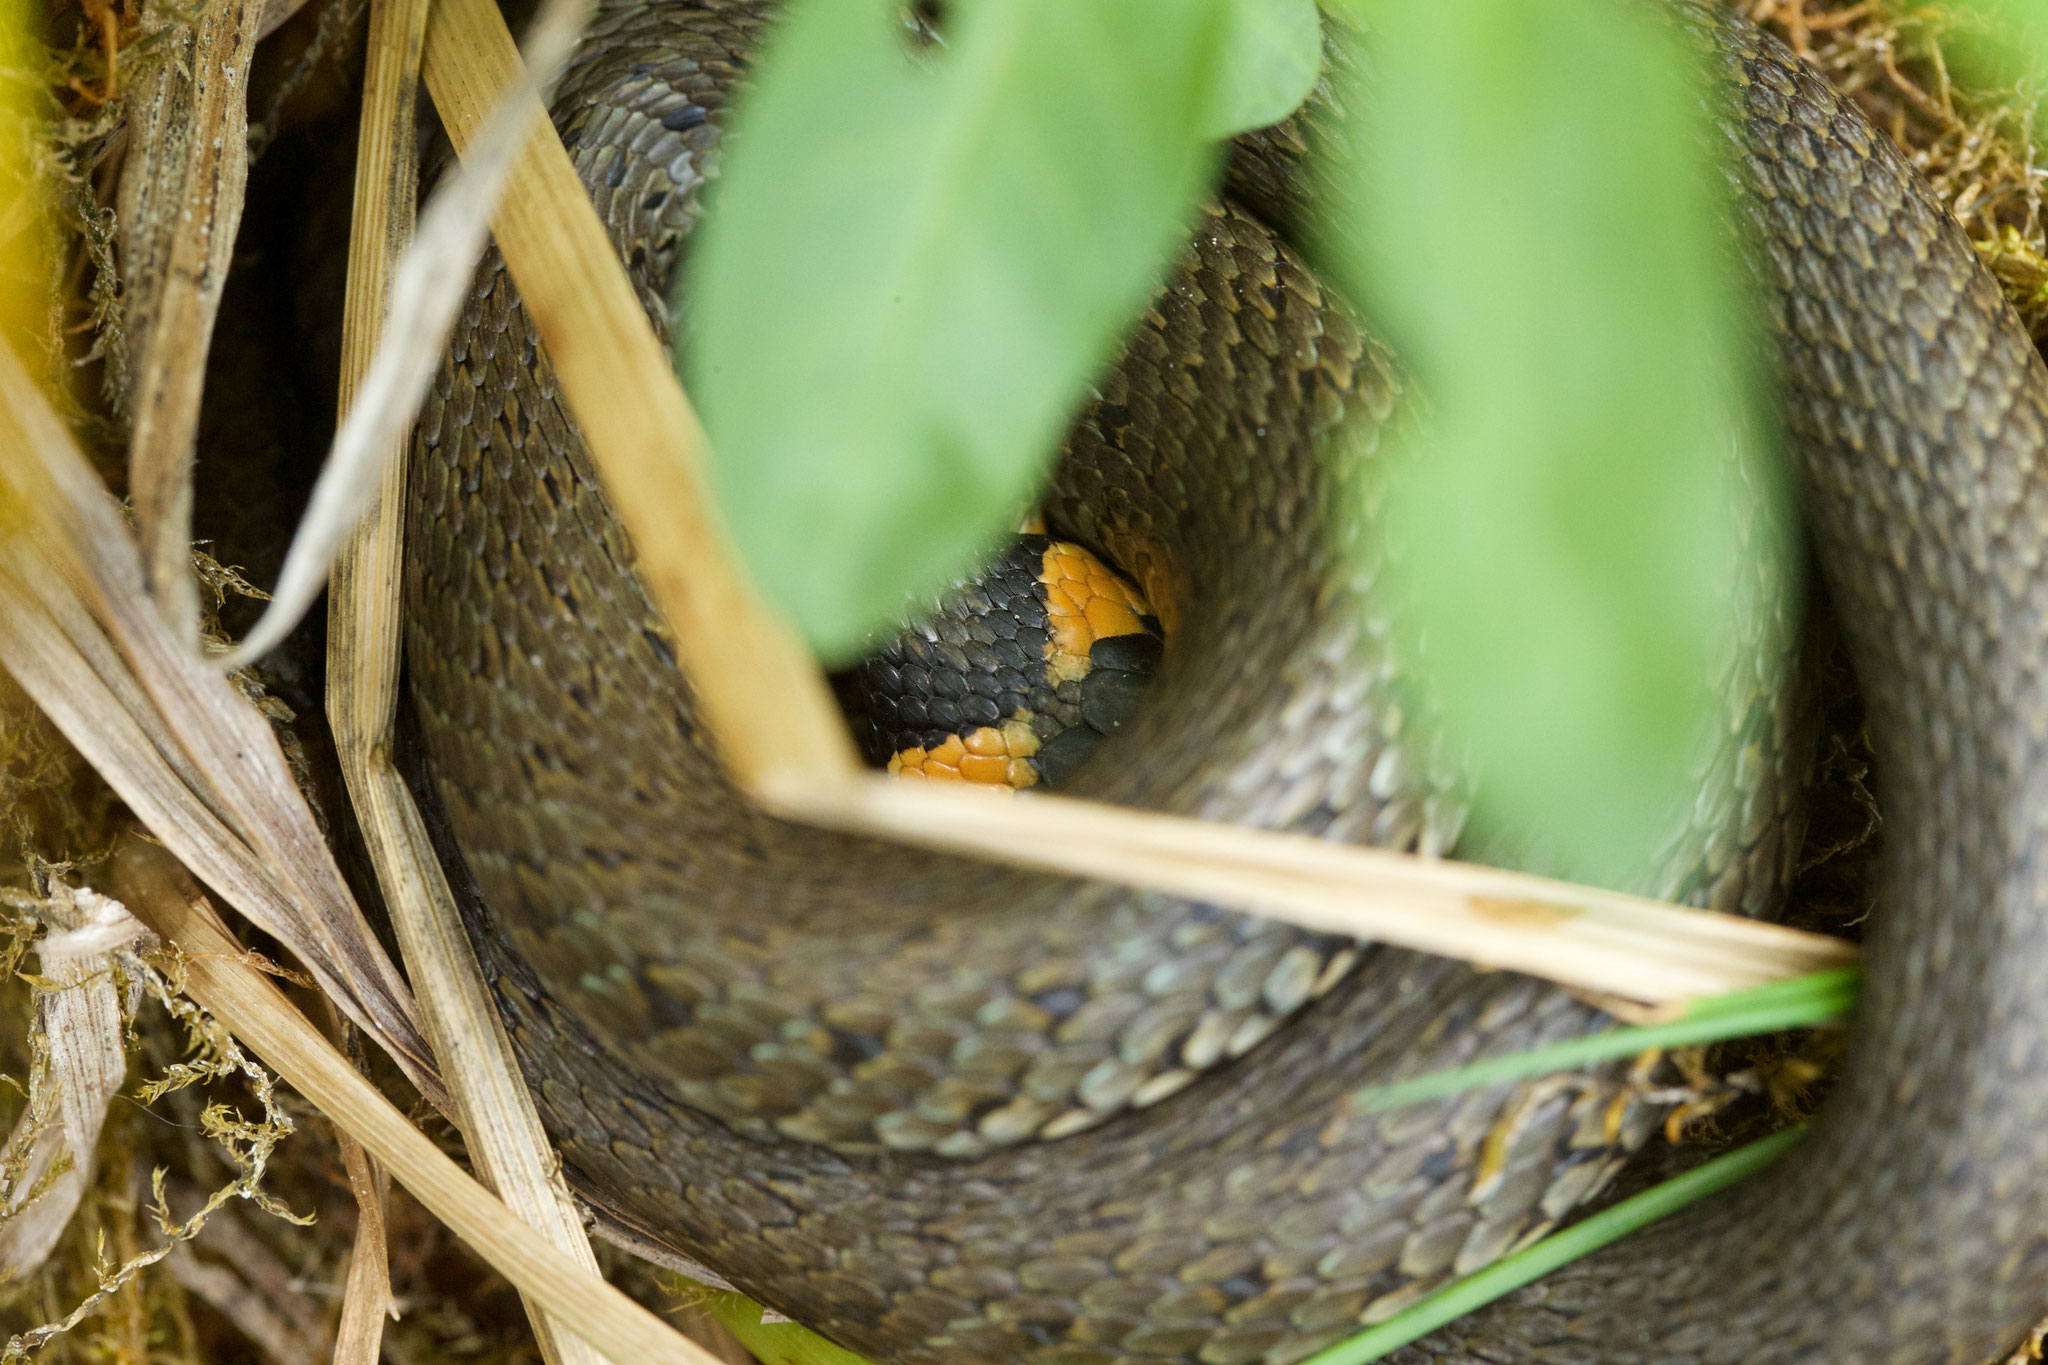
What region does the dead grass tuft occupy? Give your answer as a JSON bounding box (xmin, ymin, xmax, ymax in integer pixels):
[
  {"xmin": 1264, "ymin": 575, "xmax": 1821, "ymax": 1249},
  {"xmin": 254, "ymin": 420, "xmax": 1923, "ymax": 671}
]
[{"xmin": 1749, "ymin": 0, "xmax": 2048, "ymax": 338}]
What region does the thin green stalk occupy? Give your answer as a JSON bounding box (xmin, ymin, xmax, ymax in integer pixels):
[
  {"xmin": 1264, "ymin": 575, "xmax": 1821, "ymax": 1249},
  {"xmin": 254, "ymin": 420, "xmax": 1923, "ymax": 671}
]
[
  {"xmin": 1302, "ymin": 1126, "xmax": 1807, "ymax": 1365},
  {"xmin": 696, "ymin": 1289, "xmax": 875, "ymax": 1365},
  {"xmin": 1351, "ymin": 968, "xmax": 1859, "ymax": 1114}
]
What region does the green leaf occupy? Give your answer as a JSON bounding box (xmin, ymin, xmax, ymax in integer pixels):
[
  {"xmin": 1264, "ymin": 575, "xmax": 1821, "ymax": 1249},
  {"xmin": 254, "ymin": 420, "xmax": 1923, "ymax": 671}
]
[
  {"xmin": 1207, "ymin": 0, "xmax": 1323, "ymax": 136},
  {"xmin": 1301, "ymin": 1126, "xmax": 1806, "ymax": 1364},
  {"xmin": 685, "ymin": 0, "xmax": 1229, "ymax": 661},
  {"xmin": 1350, "ymin": 968, "xmax": 1860, "ymax": 1114},
  {"xmin": 1959, "ymin": 0, "xmax": 2048, "ymax": 49},
  {"xmin": 1316, "ymin": 0, "xmax": 1789, "ymax": 888}
]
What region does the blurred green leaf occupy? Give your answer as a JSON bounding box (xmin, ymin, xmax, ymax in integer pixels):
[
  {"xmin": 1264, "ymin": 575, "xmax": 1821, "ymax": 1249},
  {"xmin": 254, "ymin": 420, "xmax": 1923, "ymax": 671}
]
[
  {"xmin": 0, "ymin": 0, "xmax": 49, "ymax": 365},
  {"xmin": 1958, "ymin": 0, "xmax": 2048, "ymax": 50},
  {"xmin": 1944, "ymin": 0, "xmax": 2048, "ymax": 130},
  {"xmin": 1317, "ymin": 0, "xmax": 1782, "ymax": 887},
  {"xmin": 685, "ymin": 0, "xmax": 1229, "ymax": 661},
  {"xmin": 1207, "ymin": 0, "xmax": 1322, "ymax": 136}
]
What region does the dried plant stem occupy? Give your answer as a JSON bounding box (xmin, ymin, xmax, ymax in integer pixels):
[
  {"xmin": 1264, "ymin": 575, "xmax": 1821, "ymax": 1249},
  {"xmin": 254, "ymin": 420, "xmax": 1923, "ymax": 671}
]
[
  {"xmin": 329, "ymin": 1114, "xmax": 394, "ymax": 1365},
  {"xmin": 344, "ymin": 768, "xmax": 637, "ymax": 1365},
  {"xmin": 0, "ymin": 887, "xmax": 146, "ymax": 1281},
  {"xmin": 116, "ymin": 0, "xmax": 268, "ymax": 642},
  {"xmin": 0, "ymin": 335, "xmax": 445, "ymax": 1106},
  {"xmin": 321, "ymin": 4, "xmax": 425, "ymax": 1362},
  {"xmin": 419, "ymin": 0, "xmax": 860, "ymax": 795},
  {"xmin": 774, "ymin": 777, "xmax": 1857, "ymax": 1005},
  {"xmin": 324, "ymin": 0, "xmax": 429, "ymax": 744},
  {"xmin": 114, "ymin": 842, "xmax": 726, "ymax": 1365},
  {"xmin": 324, "ymin": 0, "xmax": 626, "ymax": 1360}
]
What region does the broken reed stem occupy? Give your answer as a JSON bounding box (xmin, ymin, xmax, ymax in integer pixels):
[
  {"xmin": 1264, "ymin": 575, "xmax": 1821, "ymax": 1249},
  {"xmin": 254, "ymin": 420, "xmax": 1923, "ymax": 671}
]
[
  {"xmin": 329, "ymin": 1101, "xmax": 395, "ymax": 1365},
  {"xmin": 318, "ymin": 0, "xmax": 422, "ymax": 1361},
  {"xmin": 772, "ymin": 776, "xmax": 1858, "ymax": 1005},
  {"xmin": 113, "ymin": 842, "xmax": 725, "ymax": 1365},
  {"xmin": 326, "ymin": 0, "xmax": 428, "ymax": 747},
  {"xmin": 418, "ymin": 0, "xmax": 1858, "ymax": 1007},
  {"xmin": 327, "ymin": 0, "xmax": 624, "ymax": 1362},
  {"xmin": 116, "ymin": 0, "xmax": 268, "ymax": 644},
  {"xmin": 419, "ymin": 0, "xmax": 859, "ymax": 795}
]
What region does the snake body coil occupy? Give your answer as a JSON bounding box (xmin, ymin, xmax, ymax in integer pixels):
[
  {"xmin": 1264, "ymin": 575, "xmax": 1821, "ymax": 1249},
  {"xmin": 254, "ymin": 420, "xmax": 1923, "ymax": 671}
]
[{"xmin": 405, "ymin": 3, "xmax": 2048, "ymax": 1360}]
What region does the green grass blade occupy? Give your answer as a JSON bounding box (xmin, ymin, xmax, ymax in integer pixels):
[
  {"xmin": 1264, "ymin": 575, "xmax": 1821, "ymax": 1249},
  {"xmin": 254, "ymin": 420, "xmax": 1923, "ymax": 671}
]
[
  {"xmin": 1677, "ymin": 966, "xmax": 1860, "ymax": 1022},
  {"xmin": 695, "ymin": 1289, "xmax": 878, "ymax": 1365},
  {"xmin": 684, "ymin": 0, "xmax": 1230, "ymax": 661},
  {"xmin": 1350, "ymin": 968, "xmax": 1858, "ymax": 1114},
  {"xmin": 1302, "ymin": 1126, "xmax": 1807, "ymax": 1365}
]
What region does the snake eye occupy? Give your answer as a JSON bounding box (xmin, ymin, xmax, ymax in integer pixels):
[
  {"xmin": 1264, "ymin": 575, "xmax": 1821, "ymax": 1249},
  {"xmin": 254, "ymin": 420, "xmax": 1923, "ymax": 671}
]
[{"xmin": 835, "ymin": 534, "xmax": 1165, "ymax": 790}]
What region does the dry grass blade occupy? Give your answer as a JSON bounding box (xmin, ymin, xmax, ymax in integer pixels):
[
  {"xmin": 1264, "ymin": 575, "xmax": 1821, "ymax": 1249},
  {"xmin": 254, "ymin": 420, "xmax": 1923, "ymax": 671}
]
[
  {"xmin": 420, "ymin": 0, "xmax": 860, "ymax": 796},
  {"xmin": 424, "ymin": 0, "xmax": 1854, "ymax": 1006},
  {"xmin": 319, "ymin": 0, "xmax": 635, "ymax": 1357},
  {"xmin": 321, "ymin": 2, "xmax": 421, "ymax": 1358},
  {"xmin": 342, "ymin": 767, "xmax": 636, "ymax": 1364},
  {"xmin": 0, "ymin": 886, "xmax": 146, "ymax": 1280},
  {"xmin": 775, "ymin": 777, "xmax": 1858, "ymax": 1005},
  {"xmin": 113, "ymin": 841, "xmax": 729, "ymax": 1365},
  {"xmin": 323, "ymin": 0, "xmax": 430, "ymax": 752},
  {"xmin": 116, "ymin": 0, "xmax": 268, "ymax": 643},
  {"xmin": 329, "ymin": 1112, "xmax": 394, "ymax": 1364},
  {"xmin": 0, "ymin": 336, "xmax": 445, "ymax": 1107}
]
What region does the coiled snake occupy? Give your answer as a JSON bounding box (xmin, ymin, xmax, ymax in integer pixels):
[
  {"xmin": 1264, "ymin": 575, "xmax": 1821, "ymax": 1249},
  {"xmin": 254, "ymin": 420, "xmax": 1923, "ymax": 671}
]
[{"xmin": 403, "ymin": 2, "xmax": 2048, "ymax": 1360}]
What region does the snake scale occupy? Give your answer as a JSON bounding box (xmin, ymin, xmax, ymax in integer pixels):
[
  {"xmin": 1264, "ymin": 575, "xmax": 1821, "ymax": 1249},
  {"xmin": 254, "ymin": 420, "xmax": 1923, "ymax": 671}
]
[{"xmin": 402, "ymin": 1, "xmax": 2048, "ymax": 1360}]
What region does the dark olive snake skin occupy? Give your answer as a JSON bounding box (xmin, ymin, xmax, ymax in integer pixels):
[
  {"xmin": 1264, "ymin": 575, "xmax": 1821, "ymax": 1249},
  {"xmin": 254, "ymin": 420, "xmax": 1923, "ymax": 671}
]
[{"xmin": 403, "ymin": 2, "xmax": 2048, "ymax": 1360}]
